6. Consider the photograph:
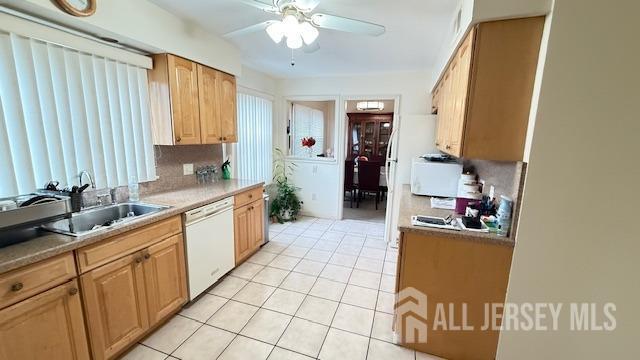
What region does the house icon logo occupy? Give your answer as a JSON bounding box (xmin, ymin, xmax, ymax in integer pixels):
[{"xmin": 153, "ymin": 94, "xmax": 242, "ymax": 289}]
[{"xmin": 396, "ymin": 287, "xmax": 428, "ymax": 344}]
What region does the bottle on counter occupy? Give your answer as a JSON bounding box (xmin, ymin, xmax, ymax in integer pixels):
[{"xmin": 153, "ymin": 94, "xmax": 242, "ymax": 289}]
[
  {"xmin": 128, "ymin": 176, "xmax": 140, "ymax": 202},
  {"xmin": 496, "ymin": 195, "xmax": 513, "ymax": 237}
]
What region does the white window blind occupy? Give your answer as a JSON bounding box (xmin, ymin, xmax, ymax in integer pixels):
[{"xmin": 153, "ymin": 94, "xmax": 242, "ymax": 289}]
[
  {"xmin": 0, "ymin": 32, "xmax": 156, "ymax": 197},
  {"xmin": 292, "ymin": 104, "xmax": 324, "ymax": 157},
  {"xmin": 236, "ymin": 92, "xmax": 273, "ymax": 183}
]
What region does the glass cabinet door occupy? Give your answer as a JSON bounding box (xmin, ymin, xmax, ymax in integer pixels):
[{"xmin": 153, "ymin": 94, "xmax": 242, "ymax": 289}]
[
  {"xmin": 363, "ymin": 121, "xmax": 376, "ymax": 158},
  {"xmin": 351, "ymin": 122, "xmax": 362, "ymax": 157},
  {"xmin": 377, "ymin": 121, "xmax": 392, "ymax": 157}
]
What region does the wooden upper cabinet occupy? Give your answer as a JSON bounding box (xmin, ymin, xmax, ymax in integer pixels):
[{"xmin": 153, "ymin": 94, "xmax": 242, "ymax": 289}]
[
  {"xmin": 149, "ymin": 53, "xmax": 237, "ymax": 145},
  {"xmin": 80, "ymin": 253, "xmax": 149, "ymax": 360},
  {"xmin": 0, "ymin": 280, "xmax": 90, "ymax": 360},
  {"xmin": 198, "ymin": 64, "xmax": 223, "ymax": 144},
  {"xmin": 143, "ymin": 234, "xmax": 187, "ymax": 324},
  {"xmin": 168, "ymin": 55, "xmax": 201, "ymax": 145},
  {"xmin": 431, "ymin": 16, "xmax": 544, "ymax": 161},
  {"xmin": 219, "ymin": 72, "xmax": 238, "ymax": 143}
]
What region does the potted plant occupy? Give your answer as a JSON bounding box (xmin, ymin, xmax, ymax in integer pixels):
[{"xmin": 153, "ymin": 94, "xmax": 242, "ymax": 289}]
[{"xmin": 268, "ymin": 148, "xmax": 302, "ymax": 223}]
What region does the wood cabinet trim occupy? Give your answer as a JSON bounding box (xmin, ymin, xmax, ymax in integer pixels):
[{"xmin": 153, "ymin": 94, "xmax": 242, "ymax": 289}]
[
  {"xmin": 234, "ymin": 187, "xmax": 264, "ymax": 209},
  {"xmin": 76, "ymin": 216, "xmax": 182, "ymax": 274},
  {"xmin": 0, "ymin": 253, "xmax": 76, "ymax": 310}
]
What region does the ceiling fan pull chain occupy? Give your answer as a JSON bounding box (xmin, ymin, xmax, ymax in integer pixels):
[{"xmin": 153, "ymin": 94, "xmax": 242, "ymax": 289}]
[{"xmin": 291, "ymin": 48, "xmax": 296, "ymax": 67}]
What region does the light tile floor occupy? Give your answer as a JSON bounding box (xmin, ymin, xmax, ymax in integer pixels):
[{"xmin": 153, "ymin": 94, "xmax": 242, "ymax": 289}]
[{"xmin": 122, "ymin": 217, "xmax": 443, "ymax": 360}]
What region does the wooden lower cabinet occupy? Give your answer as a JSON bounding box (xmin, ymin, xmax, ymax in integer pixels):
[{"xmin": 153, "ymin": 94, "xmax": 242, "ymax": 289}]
[
  {"xmin": 394, "ymin": 231, "xmax": 513, "ymax": 360},
  {"xmin": 234, "ymin": 204, "xmax": 252, "ymax": 264},
  {"xmin": 143, "ymin": 234, "xmax": 188, "ymax": 324},
  {"xmin": 80, "ymin": 232, "xmax": 187, "ymax": 360},
  {"xmin": 81, "ymin": 252, "xmax": 149, "ymax": 360},
  {"xmin": 234, "ymin": 193, "xmax": 265, "ymax": 265},
  {"xmin": 0, "ymin": 279, "xmax": 90, "ymax": 360}
]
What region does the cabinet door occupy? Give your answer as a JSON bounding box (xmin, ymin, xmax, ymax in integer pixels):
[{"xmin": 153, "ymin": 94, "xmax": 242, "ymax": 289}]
[
  {"xmin": 234, "ymin": 205, "xmax": 252, "ymax": 265},
  {"xmin": 197, "ymin": 65, "xmax": 222, "ymax": 144},
  {"xmin": 143, "ymin": 234, "xmax": 188, "ymax": 325},
  {"xmin": 168, "ymin": 55, "xmax": 201, "ymax": 145},
  {"xmin": 219, "ymin": 72, "xmax": 237, "ymax": 143},
  {"xmin": 81, "ymin": 253, "xmax": 149, "ymax": 360},
  {"xmin": 436, "ymin": 70, "xmax": 453, "ymax": 152},
  {"xmin": 250, "ymin": 200, "xmax": 265, "ymax": 250},
  {"xmin": 448, "ymin": 30, "xmax": 474, "ymax": 157},
  {"xmin": 0, "ymin": 280, "xmax": 90, "ymax": 360}
]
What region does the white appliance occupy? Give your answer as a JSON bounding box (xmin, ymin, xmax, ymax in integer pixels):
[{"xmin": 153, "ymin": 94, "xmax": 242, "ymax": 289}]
[
  {"xmin": 410, "ymin": 157, "xmax": 463, "ymax": 197},
  {"xmin": 184, "ymin": 197, "xmax": 235, "ymax": 300}
]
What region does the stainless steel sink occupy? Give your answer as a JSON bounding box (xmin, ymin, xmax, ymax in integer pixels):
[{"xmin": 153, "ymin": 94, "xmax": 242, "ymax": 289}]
[{"xmin": 42, "ymin": 202, "xmax": 170, "ymax": 237}]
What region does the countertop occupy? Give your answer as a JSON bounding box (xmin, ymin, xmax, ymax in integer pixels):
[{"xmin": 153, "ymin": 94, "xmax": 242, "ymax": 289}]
[
  {"xmin": 397, "ymin": 185, "xmax": 515, "ymax": 247},
  {"xmin": 0, "ymin": 179, "xmax": 264, "ymax": 274}
]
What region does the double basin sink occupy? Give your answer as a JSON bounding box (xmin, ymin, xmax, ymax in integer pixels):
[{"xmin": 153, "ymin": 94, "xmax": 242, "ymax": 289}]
[{"xmin": 43, "ymin": 202, "xmax": 169, "ymax": 237}]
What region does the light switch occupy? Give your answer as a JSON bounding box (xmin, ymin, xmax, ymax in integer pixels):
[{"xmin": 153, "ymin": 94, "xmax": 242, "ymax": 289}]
[{"xmin": 183, "ymin": 163, "xmax": 194, "ymax": 175}]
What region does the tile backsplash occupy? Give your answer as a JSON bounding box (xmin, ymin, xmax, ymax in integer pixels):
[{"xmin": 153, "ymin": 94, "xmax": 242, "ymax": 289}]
[{"xmin": 140, "ymin": 145, "xmax": 223, "ymax": 195}]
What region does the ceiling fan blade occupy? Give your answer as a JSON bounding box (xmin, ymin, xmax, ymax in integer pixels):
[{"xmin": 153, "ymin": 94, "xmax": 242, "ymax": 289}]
[
  {"xmin": 311, "ymin": 13, "xmax": 385, "ymax": 36},
  {"xmin": 239, "ymin": 0, "xmax": 280, "ymax": 14},
  {"xmin": 293, "ymin": 0, "xmax": 320, "ymax": 12},
  {"xmin": 303, "ymin": 41, "xmax": 320, "ymax": 53},
  {"xmin": 224, "ymin": 21, "xmax": 277, "ymax": 38}
]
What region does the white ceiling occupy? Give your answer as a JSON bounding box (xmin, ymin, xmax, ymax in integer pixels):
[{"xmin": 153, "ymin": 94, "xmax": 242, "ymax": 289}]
[{"xmin": 149, "ymin": 0, "xmax": 458, "ymax": 78}]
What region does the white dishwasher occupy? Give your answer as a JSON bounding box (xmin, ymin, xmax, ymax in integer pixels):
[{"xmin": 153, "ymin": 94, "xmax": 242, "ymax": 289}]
[{"xmin": 184, "ymin": 197, "xmax": 235, "ymax": 300}]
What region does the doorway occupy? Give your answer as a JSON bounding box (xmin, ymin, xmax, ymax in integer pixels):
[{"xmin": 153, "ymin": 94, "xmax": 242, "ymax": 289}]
[{"xmin": 340, "ymin": 98, "xmax": 399, "ymax": 233}]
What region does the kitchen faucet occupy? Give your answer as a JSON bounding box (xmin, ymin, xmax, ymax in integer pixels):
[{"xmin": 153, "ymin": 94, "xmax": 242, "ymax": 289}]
[{"xmin": 79, "ymin": 170, "xmax": 96, "ymax": 189}]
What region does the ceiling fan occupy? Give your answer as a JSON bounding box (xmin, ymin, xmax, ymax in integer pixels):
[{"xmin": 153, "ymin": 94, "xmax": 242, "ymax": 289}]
[{"xmin": 225, "ymin": 0, "xmax": 386, "ymax": 52}]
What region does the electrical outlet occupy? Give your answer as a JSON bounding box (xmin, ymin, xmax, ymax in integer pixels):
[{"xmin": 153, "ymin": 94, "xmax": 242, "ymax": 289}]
[{"xmin": 183, "ymin": 163, "xmax": 194, "ymax": 175}]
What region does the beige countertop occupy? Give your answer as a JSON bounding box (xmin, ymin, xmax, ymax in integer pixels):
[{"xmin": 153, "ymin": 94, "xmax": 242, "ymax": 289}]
[
  {"xmin": 397, "ymin": 185, "xmax": 515, "ymax": 247},
  {"xmin": 0, "ymin": 179, "xmax": 264, "ymax": 274}
]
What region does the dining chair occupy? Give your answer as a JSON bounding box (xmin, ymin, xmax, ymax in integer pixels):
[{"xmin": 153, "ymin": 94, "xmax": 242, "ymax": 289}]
[
  {"xmin": 357, "ymin": 160, "xmax": 382, "ymax": 210},
  {"xmin": 344, "ymin": 160, "xmax": 356, "ymax": 208}
]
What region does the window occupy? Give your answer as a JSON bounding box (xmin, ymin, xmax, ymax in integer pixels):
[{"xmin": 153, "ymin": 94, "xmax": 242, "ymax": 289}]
[
  {"xmin": 235, "ymin": 92, "xmax": 273, "ymax": 183},
  {"xmin": 291, "ymin": 103, "xmax": 324, "ymax": 157},
  {"xmin": 0, "ymin": 32, "xmax": 156, "ymax": 197}
]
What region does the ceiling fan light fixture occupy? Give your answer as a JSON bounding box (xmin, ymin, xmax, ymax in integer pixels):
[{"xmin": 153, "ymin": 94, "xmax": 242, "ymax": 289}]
[
  {"xmin": 282, "ymin": 14, "xmax": 300, "ymax": 37},
  {"xmin": 356, "ymin": 101, "xmax": 385, "ymax": 111},
  {"xmin": 300, "ymin": 21, "xmax": 319, "ymax": 45},
  {"xmin": 286, "ymin": 33, "xmax": 303, "ymax": 49},
  {"xmin": 266, "ymin": 22, "xmax": 285, "ymax": 43}
]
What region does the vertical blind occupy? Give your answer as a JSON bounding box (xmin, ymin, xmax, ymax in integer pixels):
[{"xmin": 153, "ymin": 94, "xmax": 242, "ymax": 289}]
[
  {"xmin": 292, "ymin": 104, "xmax": 324, "ymax": 157},
  {"xmin": 0, "ymin": 32, "xmax": 155, "ymax": 197},
  {"xmin": 236, "ymin": 92, "xmax": 273, "ymax": 183}
]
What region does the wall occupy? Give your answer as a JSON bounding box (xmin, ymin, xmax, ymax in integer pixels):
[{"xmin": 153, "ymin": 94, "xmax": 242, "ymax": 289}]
[
  {"xmin": 277, "ymin": 71, "xmax": 432, "ymax": 222},
  {"xmin": 497, "ymin": 0, "xmax": 640, "ymax": 358},
  {"xmin": 2, "ymin": 0, "xmax": 241, "ymax": 75}
]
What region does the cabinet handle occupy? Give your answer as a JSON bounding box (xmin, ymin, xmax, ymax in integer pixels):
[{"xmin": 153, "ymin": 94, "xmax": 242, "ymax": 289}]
[
  {"xmin": 176, "ymin": 136, "xmax": 181, "ymax": 143},
  {"xmin": 435, "ymin": 142, "xmax": 440, "ymax": 146},
  {"xmin": 144, "ymin": 252, "xmax": 151, "ymax": 260},
  {"xmin": 219, "ymin": 137, "xmax": 223, "ymax": 141},
  {"xmin": 223, "ymin": 137, "xmax": 227, "ymax": 141},
  {"xmin": 446, "ymin": 145, "xmax": 451, "ymax": 150},
  {"xmin": 135, "ymin": 256, "xmax": 143, "ymax": 264},
  {"xmin": 68, "ymin": 287, "xmax": 78, "ymax": 296},
  {"xmin": 11, "ymin": 282, "xmax": 23, "ymax": 292},
  {"xmin": 248, "ymin": 194, "xmax": 253, "ymax": 199}
]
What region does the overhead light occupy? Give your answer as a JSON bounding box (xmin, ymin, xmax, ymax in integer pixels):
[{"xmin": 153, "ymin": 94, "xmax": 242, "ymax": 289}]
[
  {"xmin": 265, "ymin": 15, "xmax": 319, "ymax": 49},
  {"xmin": 266, "ymin": 22, "xmax": 285, "ymax": 43},
  {"xmin": 356, "ymin": 101, "xmax": 385, "ymax": 111},
  {"xmin": 287, "ymin": 33, "xmax": 303, "ymax": 49},
  {"xmin": 299, "ymin": 21, "xmax": 319, "ymax": 45}
]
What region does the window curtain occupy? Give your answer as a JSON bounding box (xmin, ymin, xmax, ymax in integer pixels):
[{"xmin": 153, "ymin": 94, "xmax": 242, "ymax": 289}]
[
  {"xmin": 0, "ymin": 32, "xmax": 156, "ymax": 197},
  {"xmin": 235, "ymin": 92, "xmax": 273, "ymax": 184},
  {"xmin": 292, "ymin": 104, "xmax": 324, "ymax": 157}
]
